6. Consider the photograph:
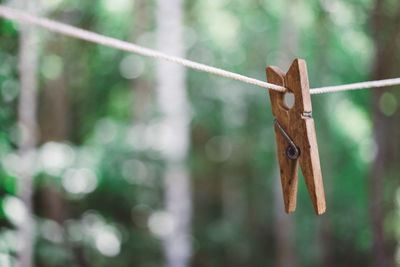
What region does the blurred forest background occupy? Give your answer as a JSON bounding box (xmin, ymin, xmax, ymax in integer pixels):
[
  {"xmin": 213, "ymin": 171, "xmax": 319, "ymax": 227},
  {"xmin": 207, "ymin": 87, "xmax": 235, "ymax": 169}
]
[{"xmin": 0, "ymin": 0, "xmax": 399, "ymax": 266}]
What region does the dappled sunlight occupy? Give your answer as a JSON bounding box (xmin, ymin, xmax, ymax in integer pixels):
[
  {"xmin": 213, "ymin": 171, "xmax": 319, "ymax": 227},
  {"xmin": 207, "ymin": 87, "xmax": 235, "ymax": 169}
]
[
  {"xmin": 121, "ymin": 159, "xmax": 152, "ymax": 185},
  {"xmin": 2, "ymin": 195, "xmax": 26, "ymax": 226},
  {"xmin": 39, "ymin": 219, "xmax": 63, "ymax": 244},
  {"xmin": 41, "ymin": 54, "xmax": 63, "ymax": 80},
  {"xmin": 1, "ymin": 79, "xmax": 19, "ymax": 102},
  {"xmin": 81, "ymin": 212, "xmax": 122, "ymax": 257},
  {"xmin": 101, "ymin": 0, "xmax": 133, "ymax": 13},
  {"xmin": 39, "ymin": 142, "xmax": 75, "ymax": 176},
  {"xmin": 379, "ymin": 92, "xmax": 398, "ymax": 116},
  {"xmin": 207, "ymin": 11, "xmax": 240, "ymax": 50},
  {"xmin": 119, "ymin": 55, "xmax": 145, "ymax": 80},
  {"xmin": 2, "ymin": 152, "xmax": 20, "ymax": 177},
  {"xmin": 332, "ymin": 98, "xmax": 374, "ymax": 163},
  {"xmin": 41, "ymin": 0, "xmax": 63, "ymax": 10},
  {"xmin": 62, "ymin": 168, "xmax": 98, "ymax": 195},
  {"xmin": 94, "ymin": 118, "xmax": 119, "ymax": 144},
  {"xmin": 0, "ymin": 253, "xmax": 13, "ymax": 267},
  {"xmin": 0, "ymin": 0, "xmax": 398, "ymax": 266},
  {"xmin": 323, "ymin": 0, "xmax": 355, "ymax": 26},
  {"xmin": 148, "ymin": 211, "xmax": 176, "ymax": 238},
  {"xmin": 334, "ymin": 99, "xmax": 371, "ymax": 141},
  {"xmin": 198, "ymin": 0, "xmax": 239, "ymax": 51},
  {"xmin": 94, "ymin": 226, "xmax": 121, "ymax": 257}
]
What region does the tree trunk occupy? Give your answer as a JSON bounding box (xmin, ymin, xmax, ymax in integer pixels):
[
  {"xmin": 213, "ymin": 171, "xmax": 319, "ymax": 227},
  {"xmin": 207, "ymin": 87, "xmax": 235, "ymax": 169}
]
[
  {"xmin": 39, "ymin": 66, "xmax": 70, "ymax": 143},
  {"xmin": 39, "ymin": 64, "xmax": 69, "ymax": 226},
  {"xmin": 156, "ymin": 1, "xmax": 192, "ymax": 267},
  {"xmin": 273, "ymin": 0, "xmax": 298, "ymax": 265},
  {"xmin": 130, "ymin": 0, "xmax": 152, "ymax": 123},
  {"xmin": 38, "ymin": 36, "xmax": 71, "ymax": 267},
  {"xmin": 273, "ymin": 168, "xmax": 297, "ymax": 267},
  {"xmin": 314, "ymin": 4, "xmax": 335, "ymax": 266},
  {"xmin": 369, "ymin": 1, "xmax": 400, "ymax": 266},
  {"xmin": 17, "ymin": 1, "xmax": 40, "ymax": 266}
]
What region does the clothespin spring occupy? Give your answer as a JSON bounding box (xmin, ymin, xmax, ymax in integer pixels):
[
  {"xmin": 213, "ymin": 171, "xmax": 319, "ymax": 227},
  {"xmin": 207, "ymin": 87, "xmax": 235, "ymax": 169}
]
[{"xmin": 273, "ymin": 119, "xmax": 300, "ymax": 160}]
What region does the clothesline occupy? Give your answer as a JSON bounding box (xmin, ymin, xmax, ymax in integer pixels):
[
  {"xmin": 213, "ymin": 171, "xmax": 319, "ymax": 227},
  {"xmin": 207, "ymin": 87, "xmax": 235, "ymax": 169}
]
[{"xmin": 0, "ymin": 5, "xmax": 399, "ymax": 95}]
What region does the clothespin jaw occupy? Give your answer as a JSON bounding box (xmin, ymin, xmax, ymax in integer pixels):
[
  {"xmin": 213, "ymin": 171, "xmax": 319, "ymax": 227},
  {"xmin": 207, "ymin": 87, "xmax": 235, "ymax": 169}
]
[{"xmin": 266, "ymin": 59, "xmax": 326, "ymax": 215}]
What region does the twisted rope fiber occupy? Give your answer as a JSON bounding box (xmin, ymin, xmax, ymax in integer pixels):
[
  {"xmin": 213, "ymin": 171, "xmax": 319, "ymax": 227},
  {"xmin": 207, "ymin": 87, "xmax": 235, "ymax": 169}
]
[
  {"xmin": 310, "ymin": 78, "xmax": 400, "ymax": 94},
  {"xmin": 0, "ymin": 5, "xmax": 286, "ymax": 92},
  {"xmin": 1, "ymin": 5, "xmax": 400, "ymax": 94}
]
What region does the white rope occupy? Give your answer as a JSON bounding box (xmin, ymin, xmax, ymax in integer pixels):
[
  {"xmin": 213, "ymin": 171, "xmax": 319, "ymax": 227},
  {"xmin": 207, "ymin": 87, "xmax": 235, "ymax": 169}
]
[
  {"xmin": 0, "ymin": 5, "xmax": 287, "ymax": 92},
  {"xmin": 310, "ymin": 78, "xmax": 400, "ymax": 94},
  {"xmin": 1, "ymin": 5, "xmax": 400, "ymax": 95}
]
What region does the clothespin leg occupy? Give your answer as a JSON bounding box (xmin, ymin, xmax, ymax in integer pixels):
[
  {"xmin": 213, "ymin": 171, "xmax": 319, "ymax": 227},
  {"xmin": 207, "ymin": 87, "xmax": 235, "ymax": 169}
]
[
  {"xmin": 267, "ymin": 66, "xmax": 299, "ymax": 213},
  {"xmin": 273, "ymin": 122, "xmax": 299, "ymax": 213},
  {"xmin": 285, "ymin": 59, "xmax": 326, "ymax": 215},
  {"xmin": 298, "ymin": 119, "xmax": 326, "ymax": 215}
]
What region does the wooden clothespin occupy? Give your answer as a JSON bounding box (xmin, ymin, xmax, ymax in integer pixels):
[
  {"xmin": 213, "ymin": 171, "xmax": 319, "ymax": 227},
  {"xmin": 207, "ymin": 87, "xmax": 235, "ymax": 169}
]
[{"xmin": 266, "ymin": 59, "xmax": 326, "ymax": 215}]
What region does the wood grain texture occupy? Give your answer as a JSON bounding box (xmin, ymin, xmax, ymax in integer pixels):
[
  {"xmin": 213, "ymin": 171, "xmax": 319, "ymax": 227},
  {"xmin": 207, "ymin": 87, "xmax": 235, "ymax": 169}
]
[
  {"xmin": 266, "ymin": 66, "xmax": 299, "ymax": 213},
  {"xmin": 266, "ymin": 59, "xmax": 326, "ymax": 215}
]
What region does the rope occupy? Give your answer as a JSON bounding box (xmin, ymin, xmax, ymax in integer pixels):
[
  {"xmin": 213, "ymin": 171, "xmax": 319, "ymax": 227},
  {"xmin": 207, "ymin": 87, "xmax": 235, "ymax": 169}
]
[
  {"xmin": 310, "ymin": 78, "xmax": 400, "ymax": 94},
  {"xmin": 0, "ymin": 5, "xmax": 287, "ymax": 92},
  {"xmin": 1, "ymin": 5, "xmax": 400, "ymax": 94}
]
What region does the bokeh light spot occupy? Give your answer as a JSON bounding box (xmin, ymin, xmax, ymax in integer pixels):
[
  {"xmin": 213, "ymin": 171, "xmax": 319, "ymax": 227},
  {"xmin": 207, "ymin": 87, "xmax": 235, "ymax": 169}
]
[
  {"xmin": 148, "ymin": 211, "xmax": 175, "ymax": 238},
  {"xmin": 0, "ymin": 253, "xmax": 12, "ymax": 267},
  {"xmin": 41, "ymin": 54, "xmax": 63, "ymax": 80},
  {"xmin": 379, "ymin": 92, "xmax": 397, "ymax": 116},
  {"xmin": 1, "ymin": 79, "xmax": 19, "ymax": 102},
  {"xmin": 95, "ymin": 226, "xmax": 121, "ymax": 257},
  {"xmin": 119, "ymin": 55, "xmax": 145, "ymax": 79},
  {"xmin": 39, "ymin": 142, "xmax": 75, "ymax": 176},
  {"xmin": 40, "ymin": 219, "xmax": 63, "ymax": 243},
  {"xmin": 62, "ymin": 168, "xmax": 98, "ymax": 195},
  {"xmin": 205, "ymin": 136, "xmax": 232, "ymax": 162},
  {"xmin": 3, "ymin": 196, "xmax": 27, "ymax": 226},
  {"xmin": 101, "ymin": 0, "xmax": 133, "ymax": 13}
]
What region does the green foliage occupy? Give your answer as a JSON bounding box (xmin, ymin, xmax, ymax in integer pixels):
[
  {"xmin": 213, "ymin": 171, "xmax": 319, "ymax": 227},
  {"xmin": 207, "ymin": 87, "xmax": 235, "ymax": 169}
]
[{"xmin": 0, "ymin": 0, "xmax": 398, "ymax": 266}]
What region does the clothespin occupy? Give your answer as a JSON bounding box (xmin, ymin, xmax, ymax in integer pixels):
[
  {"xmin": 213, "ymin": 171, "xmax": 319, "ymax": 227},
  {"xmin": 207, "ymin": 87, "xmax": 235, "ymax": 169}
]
[{"xmin": 266, "ymin": 59, "xmax": 326, "ymax": 215}]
